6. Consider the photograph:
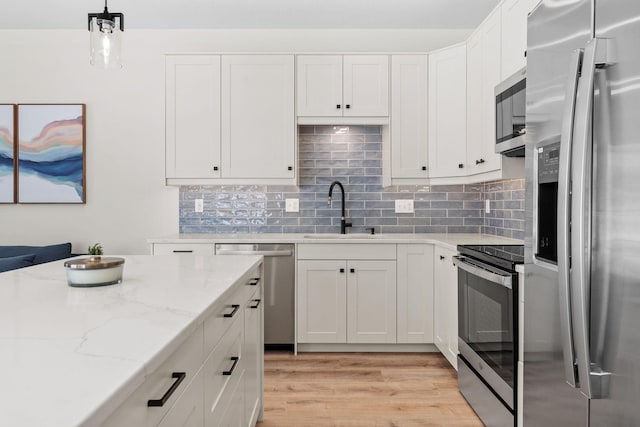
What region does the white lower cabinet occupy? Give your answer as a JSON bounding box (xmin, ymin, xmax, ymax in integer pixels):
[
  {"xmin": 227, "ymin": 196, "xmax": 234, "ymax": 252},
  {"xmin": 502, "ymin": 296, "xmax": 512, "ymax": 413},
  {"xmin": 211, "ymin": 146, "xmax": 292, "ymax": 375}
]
[
  {"xmin": 397, "ymin": 244, "xmax": 435, "ymax": 343},
  {"xmin": 297, "ymin": 244, "xmax": 397, "ymax": 344},
  {"xmin": 433, "ymin": 246, "xmax": 459, "ymax": 369},
  {"xmin": 157, "ymin": 370, "xmax": 204, "ymax": 427},
  {"xmin": 297, "ymin": 260, "xmax": 347, "ymax": 343},
  {"xmin": 102, "ymin": 265, "xmax": 263, "ymax": 427}
]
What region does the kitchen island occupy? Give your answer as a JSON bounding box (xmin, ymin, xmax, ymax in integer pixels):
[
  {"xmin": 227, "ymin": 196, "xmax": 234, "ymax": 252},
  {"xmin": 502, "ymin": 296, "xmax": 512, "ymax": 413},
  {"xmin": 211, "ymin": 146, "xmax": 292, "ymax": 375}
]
[{"xmin": 0, "ymin": 254, "xmax": 263, "ymax": 427}]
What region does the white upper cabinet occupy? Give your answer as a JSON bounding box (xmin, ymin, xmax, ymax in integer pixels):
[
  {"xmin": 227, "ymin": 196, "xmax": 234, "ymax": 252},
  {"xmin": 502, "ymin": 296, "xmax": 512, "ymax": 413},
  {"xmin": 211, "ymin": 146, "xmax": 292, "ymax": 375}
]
[
  {"xmin": 427, "ymin": 44, "xmax": 467, "ymax": 179},
  {"xmin": 296, "ymin": 55, "xmax": 389, "ymax": 117},
  {"xmin": 166, "ymin": 55, "xmax": 221, "ymax": 179},
  {"xmin": 466, "ymin": 8, "xmax": 503, "ymax": 175},
  {"xmin": 221, "ymin": 55, "xmax": 295, "ymax": 180},
  {"xmin": 501, "ymin": 0, "xmax": 539, "ymax": 79},
  {"xmin": 390, "ymin": 55, "xmax": 429, "ymax": 180},
  {"xmin": 165, "ymin": 54, "xmax": 295, "ymax": 185}
]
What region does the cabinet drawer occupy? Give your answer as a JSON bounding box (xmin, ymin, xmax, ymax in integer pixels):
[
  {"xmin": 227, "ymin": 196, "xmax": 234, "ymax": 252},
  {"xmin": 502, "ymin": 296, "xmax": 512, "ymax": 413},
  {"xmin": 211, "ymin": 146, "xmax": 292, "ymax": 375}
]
[
  {"xmin": 204, "ymin": 313, "xmax": 244, "ymax": 426},
  {"xmin": 157, "ymin": 367, "xmax": 204, "ymax": 427},
  {"xmin": 204, "ymin": 273, "xmax": 260, "ymax": 356},
  {"xmin": 152, "ymin": 243, "xmax": 214, "ymax": 256},
  {"xmin": 297, "ymin": 243, "xmax": 396, "ymax": 260},
  {"xmin": 101, "ymin": 327, "xmax": 204, "ymax": 427}
]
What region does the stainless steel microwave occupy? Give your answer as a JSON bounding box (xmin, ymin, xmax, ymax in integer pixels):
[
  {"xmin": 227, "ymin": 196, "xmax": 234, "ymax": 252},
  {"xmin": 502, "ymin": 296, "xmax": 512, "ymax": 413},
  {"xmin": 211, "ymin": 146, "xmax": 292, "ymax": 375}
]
[{"xmin": 495, "ymin": 67, "xmax": 526, "ymax": 157}]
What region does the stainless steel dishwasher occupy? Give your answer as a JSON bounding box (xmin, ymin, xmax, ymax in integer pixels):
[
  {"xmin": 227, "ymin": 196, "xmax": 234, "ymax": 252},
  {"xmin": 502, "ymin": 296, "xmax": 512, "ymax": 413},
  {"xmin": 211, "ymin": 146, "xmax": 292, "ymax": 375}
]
[{"xmin": 215, "ymin": 243, "xmax": 295, "ymax": 348}]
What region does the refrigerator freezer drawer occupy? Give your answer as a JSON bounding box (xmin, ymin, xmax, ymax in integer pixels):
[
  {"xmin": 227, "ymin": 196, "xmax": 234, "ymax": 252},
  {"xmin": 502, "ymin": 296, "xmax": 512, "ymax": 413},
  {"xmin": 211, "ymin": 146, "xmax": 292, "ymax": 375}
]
[{"xmin": 458, "ymin": 356, "xmax": 513, "ymax": 427}]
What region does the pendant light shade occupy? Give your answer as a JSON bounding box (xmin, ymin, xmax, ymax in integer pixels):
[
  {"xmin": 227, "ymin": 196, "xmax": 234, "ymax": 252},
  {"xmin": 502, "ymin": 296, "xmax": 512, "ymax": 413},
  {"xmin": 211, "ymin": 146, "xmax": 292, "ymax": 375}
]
[{"xmin": 88, "ymin": 1, "xmax": 124, "ymax": 68}]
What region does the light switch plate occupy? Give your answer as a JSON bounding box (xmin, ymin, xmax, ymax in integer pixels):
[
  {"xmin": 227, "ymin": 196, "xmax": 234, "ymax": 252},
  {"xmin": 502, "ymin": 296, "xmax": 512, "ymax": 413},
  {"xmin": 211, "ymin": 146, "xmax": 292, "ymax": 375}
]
[
  {"xmin": 195, "ymin": 198, "xmax": 204, "ymax": 213},
  {"xmin": 285, "ymin": 198, "xmax": 299, "ymax": 213},
  {"xmin": 395, "ymin": 199, "xmax": 414, "ymax": 213}
]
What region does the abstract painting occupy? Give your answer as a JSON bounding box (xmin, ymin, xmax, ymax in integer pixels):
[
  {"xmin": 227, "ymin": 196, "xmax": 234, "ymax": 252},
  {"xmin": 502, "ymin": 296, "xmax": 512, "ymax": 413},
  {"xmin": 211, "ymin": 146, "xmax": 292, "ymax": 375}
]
[
  {"xmin": 17, "ymin": 104, "xmax": 85, "ymax": 203},
  {"xmin": 0, "ymin": 105, "xmax": 15, "ymax": 203}
]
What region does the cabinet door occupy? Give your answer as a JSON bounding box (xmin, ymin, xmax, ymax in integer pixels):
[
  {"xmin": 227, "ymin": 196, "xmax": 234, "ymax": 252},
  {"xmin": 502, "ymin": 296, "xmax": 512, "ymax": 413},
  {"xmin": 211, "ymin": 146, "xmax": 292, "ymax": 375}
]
[
  {"xmin": 296, "ymin": 55, "xmax": 343, "ymax": 116},
  {"xmin": 166, "ymin": 55, "xmax": 221, "ymax": 179},
  {"xmin": 434, "ymin": 247, "xmax": 458, "ymax": 369},
  {"xmin": 466, "ymin": 10, "xmax": 503, "ymax": 175},
  {"xmin": 297, "ymin": 260, "xmax": 347, "ymax": 343},
  {"xmin": 243, "ymin": 288, "xmax": 263, "ymax": 427},
  {"xmin": 221, "ymin": 55, "xmax": 295, "ymax": 179},
  {"xmin": 346, "ymin": 260, "xmax": 397, "ymax": 343},
  {"xmin": 501, "ymin": 0, "xmax": 539, "ymax": 79},
  {"xmin": 157, "ymin": 369, "xmax": 204, "ymax": 427},
  {"xmin": 427, "ymin": 45, "xmax": 467, "ymax": 178},
  {"xmin": 397, "ymin": 244, "xmax": 434, "ymax": 343},
  {"xmin": 343, "ymin": 55, "xmax": 389, "ymax": 117},
  {"xmin": 391, "ymin": 55, "xmax": 429, "ymax": 179}
]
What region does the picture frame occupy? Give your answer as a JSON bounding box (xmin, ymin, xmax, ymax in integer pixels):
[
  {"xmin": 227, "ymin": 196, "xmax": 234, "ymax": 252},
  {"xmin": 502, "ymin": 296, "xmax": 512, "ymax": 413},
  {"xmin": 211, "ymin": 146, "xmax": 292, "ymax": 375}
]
[
  {"xmin": 0, "ymin": 104, "xmax": 16, "ymax": 204},
  {"xmin": 17, "ymin": 104, "xmax": 86, "ymax": 204}
]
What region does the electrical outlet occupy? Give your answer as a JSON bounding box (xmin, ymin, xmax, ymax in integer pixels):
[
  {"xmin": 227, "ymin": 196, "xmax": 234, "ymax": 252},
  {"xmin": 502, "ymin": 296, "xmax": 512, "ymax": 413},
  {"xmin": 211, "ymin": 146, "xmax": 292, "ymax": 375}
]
[
  {"xmin": 485, "ymin": 199, "xmax": 491, "ymax": 214},
  {"xmin": 195, "ymin": 199, "xmax": 204, "ymax": 213},
  {"xmin": 395, "ymin": 199, "xmax": 414, "ymax": 213},
  {"xmin": 285, "ymin": 198, "xmax": 299, "ymax": 213}
]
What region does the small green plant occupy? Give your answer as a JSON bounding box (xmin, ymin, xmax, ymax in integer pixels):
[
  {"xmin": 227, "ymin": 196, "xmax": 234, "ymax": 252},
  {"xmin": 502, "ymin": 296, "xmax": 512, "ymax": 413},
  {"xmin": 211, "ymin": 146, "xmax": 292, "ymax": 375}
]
[{"xmin": 88, "ymin": 243, "xmax": 104, "ymax": 256}]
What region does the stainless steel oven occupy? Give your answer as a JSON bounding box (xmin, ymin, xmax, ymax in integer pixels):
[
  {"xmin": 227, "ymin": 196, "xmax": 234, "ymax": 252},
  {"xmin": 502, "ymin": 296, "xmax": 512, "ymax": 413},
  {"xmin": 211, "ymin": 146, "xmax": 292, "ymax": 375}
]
[{"xmin": 454, "ymin": 244, "xmax": 523, "ymax": 427}]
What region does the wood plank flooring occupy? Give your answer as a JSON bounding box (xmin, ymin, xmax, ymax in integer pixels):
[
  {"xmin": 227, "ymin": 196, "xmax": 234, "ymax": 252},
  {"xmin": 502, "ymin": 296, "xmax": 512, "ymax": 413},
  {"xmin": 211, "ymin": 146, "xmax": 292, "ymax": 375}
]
[{"xmin": 258, "ymin": 351, "xmax": 483, "ymax": 427}]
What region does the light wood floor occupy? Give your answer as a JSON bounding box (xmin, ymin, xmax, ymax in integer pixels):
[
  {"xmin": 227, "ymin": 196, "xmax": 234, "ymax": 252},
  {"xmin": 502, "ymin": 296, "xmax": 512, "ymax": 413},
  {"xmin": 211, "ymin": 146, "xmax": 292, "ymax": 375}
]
[{"xmin": 258, "ymin": 351, "xmax": 483, "ymax": 427}]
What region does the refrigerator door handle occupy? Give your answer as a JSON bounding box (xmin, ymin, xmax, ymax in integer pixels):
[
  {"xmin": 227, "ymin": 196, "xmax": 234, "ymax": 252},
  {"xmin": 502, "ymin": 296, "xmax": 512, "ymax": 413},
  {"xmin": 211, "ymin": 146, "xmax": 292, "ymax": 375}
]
[
  {"xmin": 557, "ymin": 48, "xmax": 583, "ymax": 389},
  {"xmin": 570, "ymin": 38, "xmax": 611, "ymax": 400}
]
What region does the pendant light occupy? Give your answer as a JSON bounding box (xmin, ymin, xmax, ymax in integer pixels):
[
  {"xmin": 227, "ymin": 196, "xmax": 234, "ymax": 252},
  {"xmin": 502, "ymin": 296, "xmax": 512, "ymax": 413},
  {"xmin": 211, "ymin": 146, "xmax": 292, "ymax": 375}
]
[{"xmin": 88, "ymin": 0, "xmax": 124, "ymax": 68}]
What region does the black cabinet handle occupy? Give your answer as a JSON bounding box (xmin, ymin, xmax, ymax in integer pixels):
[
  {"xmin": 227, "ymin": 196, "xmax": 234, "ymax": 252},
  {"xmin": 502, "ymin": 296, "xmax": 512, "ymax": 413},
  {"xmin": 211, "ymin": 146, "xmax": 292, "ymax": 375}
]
[
  {"xmin": 213, "ymin": 166, "xmax": 219, "ymax": 171},
  {"xmin": 250, "ymin": 299, "xmax": 261, "ymax": 309},
  {"xmin": 458, "ymin": 163, "xmax": 464, "ymax": 168},
  {"xmin": 339, "ymin": 268, "xmax": 345, "ymax": 273},
  {"xmin": 475, "ymin": 159, "xmax": 485, "ymax": 165},
  {"xmin": 147, "ymin": 372, "xmax": 186, "ymax": 407},
  {"xmin": 223, "ymin": 357, "xmax": 240, "ymax": 376},
  {"xmin": 223, "ymin": 304, "xmax": 240, "ymax": 318},
  {"xmin": 440, "ymin": 255, "xmax": 445, "ymax": 260},
  {"xmin": 421, "ymin": 166, "xmax": 427, "ymax": 171},
  {"xmin": 248, "ymin": 278, "xmax": 260, "ymax": 286},
  {"xmin": 345, "ymin": 104, "xmax": 351, "ymax": 109},
  {"xmin": 336, "ymin": 104, "xmax": 341, "ymax": 109},
  {"xmin": 350, "ymin": 268, "xmax": 355, "ymax": 273},
  {"xmin": 365, "ymin": 227, "xmax": 375, "ymax": 235},
  {"xmin": 287, "ymin": 166, "xmax": 293, "ymax": 171},
  {"xmin": 172, "ymin": 250, "xmax": 193, "ymax": 253}
]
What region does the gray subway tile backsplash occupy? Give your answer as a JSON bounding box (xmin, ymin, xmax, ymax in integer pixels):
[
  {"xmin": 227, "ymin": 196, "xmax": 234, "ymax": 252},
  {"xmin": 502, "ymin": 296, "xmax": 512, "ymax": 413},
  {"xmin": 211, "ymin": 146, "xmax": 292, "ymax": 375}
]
[{"xmin": 179, "ymin": 125, "xmax": 525, "ymax": 237}]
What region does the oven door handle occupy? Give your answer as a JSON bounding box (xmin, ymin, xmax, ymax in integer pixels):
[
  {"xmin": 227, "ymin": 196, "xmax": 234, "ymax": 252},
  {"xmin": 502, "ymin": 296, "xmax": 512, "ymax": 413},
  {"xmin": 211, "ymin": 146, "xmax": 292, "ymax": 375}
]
[{"xmin": 452, "ymin": 256, "xmax": 512, "ymax": 289}]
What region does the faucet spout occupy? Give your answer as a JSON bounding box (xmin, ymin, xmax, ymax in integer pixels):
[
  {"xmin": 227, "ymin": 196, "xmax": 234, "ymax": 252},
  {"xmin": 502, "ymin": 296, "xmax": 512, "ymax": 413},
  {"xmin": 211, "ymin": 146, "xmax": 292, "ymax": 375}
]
[{"xmin": 328, "ymin": 181, "xmax": 352, "ymax": 234}]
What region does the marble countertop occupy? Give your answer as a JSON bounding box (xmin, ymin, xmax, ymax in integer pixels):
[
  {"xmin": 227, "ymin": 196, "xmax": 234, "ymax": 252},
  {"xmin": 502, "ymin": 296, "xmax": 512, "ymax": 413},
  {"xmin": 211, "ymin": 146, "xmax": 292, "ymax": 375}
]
[
  {"xmin": 148, "ymin": 233, "xmax": 523, "ymax": 251},
  {"xmin": 0, "ymin": 254, "xmax": 262, "ymax": 427}
]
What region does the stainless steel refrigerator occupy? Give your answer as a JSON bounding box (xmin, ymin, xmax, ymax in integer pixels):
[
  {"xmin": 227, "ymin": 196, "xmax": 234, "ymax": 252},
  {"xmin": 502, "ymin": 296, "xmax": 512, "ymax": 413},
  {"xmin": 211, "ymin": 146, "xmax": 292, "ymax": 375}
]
[{"xmin": 524, "ymin": 0, "xmax": 640, "ymax": 425}]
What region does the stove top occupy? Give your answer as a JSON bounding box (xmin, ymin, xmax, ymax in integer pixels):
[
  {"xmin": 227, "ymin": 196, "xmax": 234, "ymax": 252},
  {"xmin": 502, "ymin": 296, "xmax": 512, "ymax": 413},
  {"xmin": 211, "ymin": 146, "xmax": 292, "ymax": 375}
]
[{"xmin": 457, "ymin": 244, "xmax": 524, "ymax": 271}]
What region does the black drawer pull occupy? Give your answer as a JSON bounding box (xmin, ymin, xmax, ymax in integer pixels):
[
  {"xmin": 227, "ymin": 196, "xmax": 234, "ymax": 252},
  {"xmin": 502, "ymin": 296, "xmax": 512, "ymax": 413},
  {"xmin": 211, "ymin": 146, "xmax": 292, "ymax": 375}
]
[
  {"xmin": 440, "ymin": 255, "xmax": 445, "ymax": 260},
  {"xmin": 345, "ymin": 104, "xmax": 351, "ymax": 109},
  {"xmin": 213, "ymin": 166, "xmax": 219, "ymax": 171},
  {"xmin": 421, "ymin": 166, "xmax": 427, "ymax": 171},
  {"xmin": 339, "ymin": 268, "xmax": 345, "ymax": 273},
  {"xmin": 248, "ymin": 278, "xmax": 260, "ymax": 286},
  {"xmin": 336, "ymin": 104, "xmax": 341, "ymax": 109},
  {"xmin": 223, "ymin": 357, "xmax": 240, "ymax": 376},
  {"xmin": 350, "ymin": 268, "xmax": 355, "ymax": 273},
  {"xmin": 147, "ymin": 372, "xmax": 186, "ymax": 407},
  {"xmin": 250, "ymin": 299, "xmax": 261, "ymax": 309},
  {"xmin": 172, "ymin": 250, "xmax": 193, "ymax": 253},
  {"xmin": 223, "ymin": 304, "xmax": 240, "ymax": 318}
]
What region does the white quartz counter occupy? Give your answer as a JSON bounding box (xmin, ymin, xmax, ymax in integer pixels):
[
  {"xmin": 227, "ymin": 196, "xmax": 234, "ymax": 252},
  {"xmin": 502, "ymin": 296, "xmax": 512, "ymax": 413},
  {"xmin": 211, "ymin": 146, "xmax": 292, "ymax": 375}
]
[
  {"xmin": 0, "ymin": 254, "xmax": 262, "ymax": 427},
  {"xmin": 148, "ymin": 233, "xmax": 522, "ymax": 251}
]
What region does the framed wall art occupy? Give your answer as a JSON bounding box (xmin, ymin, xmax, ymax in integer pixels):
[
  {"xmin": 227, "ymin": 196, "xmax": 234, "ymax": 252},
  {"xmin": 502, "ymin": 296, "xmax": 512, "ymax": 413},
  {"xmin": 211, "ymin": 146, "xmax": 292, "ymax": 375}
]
[
  {"xmin": 17, "ymin": 104, "xmax": 86, "ymax": 204},
  {"xmin": 0, "ymin": 104, "xmax": 16, "ymax": 204}
]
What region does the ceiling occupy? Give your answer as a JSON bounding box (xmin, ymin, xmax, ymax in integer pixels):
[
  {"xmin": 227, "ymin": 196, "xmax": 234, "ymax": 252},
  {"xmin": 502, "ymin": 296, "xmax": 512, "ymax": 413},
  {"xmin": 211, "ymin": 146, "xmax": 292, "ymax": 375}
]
[{"xmin": 2, "ymin": 0, "xmax": 501, "ymax": 30}]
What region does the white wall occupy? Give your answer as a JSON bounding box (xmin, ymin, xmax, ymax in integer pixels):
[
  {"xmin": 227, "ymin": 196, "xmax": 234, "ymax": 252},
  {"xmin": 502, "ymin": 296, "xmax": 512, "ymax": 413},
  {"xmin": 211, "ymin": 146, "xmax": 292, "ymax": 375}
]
[{"xmin": 0, "ymin": 28, "xmax": 471, "ymax": 254}]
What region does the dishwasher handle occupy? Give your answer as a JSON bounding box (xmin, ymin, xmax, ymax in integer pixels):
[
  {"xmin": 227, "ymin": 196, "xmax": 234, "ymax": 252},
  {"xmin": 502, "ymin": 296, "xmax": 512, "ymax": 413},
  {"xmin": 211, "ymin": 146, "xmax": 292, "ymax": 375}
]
[{"xmin": 216, "ymin": 249, "xmax": 293, "ymax": 257}]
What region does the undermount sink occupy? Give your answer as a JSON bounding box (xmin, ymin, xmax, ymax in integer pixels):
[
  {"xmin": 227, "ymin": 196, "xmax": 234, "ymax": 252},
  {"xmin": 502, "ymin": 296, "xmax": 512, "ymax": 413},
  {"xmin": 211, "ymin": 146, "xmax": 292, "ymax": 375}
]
[{"xmin": 303, "ymin": 234, "xmax": 383, "ymax": 239}]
